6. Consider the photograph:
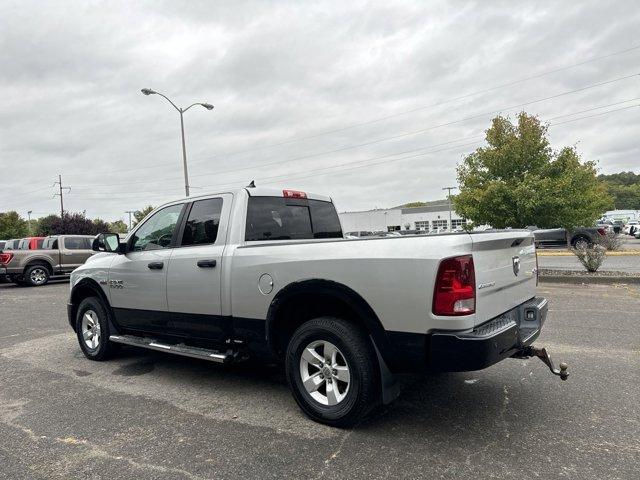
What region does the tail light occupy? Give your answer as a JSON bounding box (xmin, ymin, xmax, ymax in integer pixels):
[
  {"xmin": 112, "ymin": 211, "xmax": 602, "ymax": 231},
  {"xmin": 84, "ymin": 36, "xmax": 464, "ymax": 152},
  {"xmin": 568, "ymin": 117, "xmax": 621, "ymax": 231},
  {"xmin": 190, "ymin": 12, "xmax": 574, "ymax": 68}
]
[
  {"xmin": 432, "ymin": 255, "xmax": 475, "ymax": 316},
  {"xmin": 597, "ymin": 228, "xmax": 605, "ymax": 236},
  {"xmin": 283, "ymin": 189, "xmax": 307, "ymax": 199},
  {"xmin": 0, "ymin": 253, "xmax": 13, "ymax": 265}
]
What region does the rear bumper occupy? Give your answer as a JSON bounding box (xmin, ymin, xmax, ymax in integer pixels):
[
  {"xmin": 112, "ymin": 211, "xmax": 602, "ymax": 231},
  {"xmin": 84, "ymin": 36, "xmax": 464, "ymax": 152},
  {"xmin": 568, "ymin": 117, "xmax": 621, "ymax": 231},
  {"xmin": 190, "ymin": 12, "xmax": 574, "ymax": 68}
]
[{"xmin": 428, "ymin": 297, "xmax": 548, "ymax": 372}]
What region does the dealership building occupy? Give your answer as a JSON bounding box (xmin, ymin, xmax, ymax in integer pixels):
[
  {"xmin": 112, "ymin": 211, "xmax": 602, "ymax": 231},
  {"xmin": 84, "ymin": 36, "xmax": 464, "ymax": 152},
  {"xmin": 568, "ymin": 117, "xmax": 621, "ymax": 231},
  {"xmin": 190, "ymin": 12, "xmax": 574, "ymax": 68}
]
[{"xmin": 338, "ymin": 202, "xmax": 468, "ymax": 233}]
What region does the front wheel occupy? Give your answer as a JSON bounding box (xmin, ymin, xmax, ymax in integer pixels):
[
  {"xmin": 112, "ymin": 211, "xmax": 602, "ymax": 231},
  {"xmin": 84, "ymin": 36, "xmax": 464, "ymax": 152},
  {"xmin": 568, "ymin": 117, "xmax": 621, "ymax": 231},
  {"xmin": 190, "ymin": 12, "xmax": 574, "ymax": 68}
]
[
  {"xmin": 75, "ymin": 297, "xmax": 119, "ymax": 361},
  {"xmin": 285, "ymin": 317, "xmax": 380, "ymax": 427}
]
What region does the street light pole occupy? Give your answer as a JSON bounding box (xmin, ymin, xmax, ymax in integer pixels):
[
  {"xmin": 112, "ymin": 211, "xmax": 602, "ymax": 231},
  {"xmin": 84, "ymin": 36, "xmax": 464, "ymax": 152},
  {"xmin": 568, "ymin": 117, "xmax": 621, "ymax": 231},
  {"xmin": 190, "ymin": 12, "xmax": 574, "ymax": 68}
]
[
  {"xmin": 179, "ymin": 109, "xmax": 190, "ymax": 197},
  {"xmin": 141, "ymin": 88, "xmax": 213, "ymax": 197},
  {"xmin": 27, "ymin": 210, "xmax": 32, "ymax": 235}
]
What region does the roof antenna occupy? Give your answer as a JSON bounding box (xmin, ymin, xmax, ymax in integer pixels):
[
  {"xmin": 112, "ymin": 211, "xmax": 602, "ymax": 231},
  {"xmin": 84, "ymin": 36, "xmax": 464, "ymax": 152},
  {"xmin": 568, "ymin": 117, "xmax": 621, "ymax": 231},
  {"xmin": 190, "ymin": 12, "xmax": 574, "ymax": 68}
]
[{"xmin": 247, "ymin": 180, "xmax": 256, "ymax": 188}]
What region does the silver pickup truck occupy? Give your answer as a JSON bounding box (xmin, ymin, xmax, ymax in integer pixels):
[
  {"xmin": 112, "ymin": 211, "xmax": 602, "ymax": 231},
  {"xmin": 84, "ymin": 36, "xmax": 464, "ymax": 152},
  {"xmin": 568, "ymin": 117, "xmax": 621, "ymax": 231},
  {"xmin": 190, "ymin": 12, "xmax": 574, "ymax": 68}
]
[
  {"xmin": 1, "ymin": 235, "xmax": 95, "ymax": 286},
  {"xmin": 67, "ymin": 186, "xmax": 567, "ymax": 426}
]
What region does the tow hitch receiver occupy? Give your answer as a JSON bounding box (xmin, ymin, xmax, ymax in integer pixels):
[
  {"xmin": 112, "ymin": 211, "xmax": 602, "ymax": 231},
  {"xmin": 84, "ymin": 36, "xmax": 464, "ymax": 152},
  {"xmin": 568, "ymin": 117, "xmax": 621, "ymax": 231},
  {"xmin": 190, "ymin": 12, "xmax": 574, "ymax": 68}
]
[{"xmin": 514, "ymin": 346, "xmax": 569, "ymax": 380}]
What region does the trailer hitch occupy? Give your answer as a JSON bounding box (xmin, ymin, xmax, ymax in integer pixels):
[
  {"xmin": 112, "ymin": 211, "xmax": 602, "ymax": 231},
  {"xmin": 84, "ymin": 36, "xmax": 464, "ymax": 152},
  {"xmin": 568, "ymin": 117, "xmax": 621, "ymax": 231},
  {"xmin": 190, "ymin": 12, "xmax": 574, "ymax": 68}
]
[{"xmin": 514, "ymin": 346, "xmax": 569, "ymax": 380}]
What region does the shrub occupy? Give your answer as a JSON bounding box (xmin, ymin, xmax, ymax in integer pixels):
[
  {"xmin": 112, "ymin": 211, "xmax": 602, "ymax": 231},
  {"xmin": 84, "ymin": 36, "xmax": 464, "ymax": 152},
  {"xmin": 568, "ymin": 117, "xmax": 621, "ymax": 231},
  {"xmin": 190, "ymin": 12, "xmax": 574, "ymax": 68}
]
[
  {"xmin": 572, "ymin": 245, "xmax": 606, "ymax": 272},
  {"xmin": 597, "ymin": 232, "xmax": 623, "ymax": 251}
]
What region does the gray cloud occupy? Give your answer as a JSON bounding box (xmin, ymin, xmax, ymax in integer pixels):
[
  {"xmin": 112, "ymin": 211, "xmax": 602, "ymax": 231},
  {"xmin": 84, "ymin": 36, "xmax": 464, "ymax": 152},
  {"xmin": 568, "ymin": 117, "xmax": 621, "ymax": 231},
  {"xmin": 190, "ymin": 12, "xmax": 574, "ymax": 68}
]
[{"xmin": 0, "ymin": 0, "xmax": 638, "ymax": 221}]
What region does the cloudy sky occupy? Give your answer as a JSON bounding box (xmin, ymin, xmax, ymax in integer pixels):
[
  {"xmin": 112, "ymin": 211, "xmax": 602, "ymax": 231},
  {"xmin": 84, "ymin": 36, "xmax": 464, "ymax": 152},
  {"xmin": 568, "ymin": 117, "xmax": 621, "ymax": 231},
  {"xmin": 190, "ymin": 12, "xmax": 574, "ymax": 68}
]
[{"xmin": 1, "ymin": 0, "xmax": 638, "ymax": 222}]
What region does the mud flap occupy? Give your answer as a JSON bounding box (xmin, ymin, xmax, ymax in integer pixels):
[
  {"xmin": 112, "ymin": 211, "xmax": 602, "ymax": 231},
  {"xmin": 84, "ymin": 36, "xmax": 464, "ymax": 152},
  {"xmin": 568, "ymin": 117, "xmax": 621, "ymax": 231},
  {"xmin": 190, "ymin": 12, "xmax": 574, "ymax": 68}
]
[{"xmin": 371, "ymin": 337, "xmax": 400, "ymax": 404}]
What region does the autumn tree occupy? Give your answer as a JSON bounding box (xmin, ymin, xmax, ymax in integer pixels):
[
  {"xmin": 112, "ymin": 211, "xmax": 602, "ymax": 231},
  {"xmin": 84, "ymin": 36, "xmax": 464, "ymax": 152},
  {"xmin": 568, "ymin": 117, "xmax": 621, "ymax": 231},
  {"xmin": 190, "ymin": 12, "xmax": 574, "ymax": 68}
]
[{"xmin": 453, "ymin": 112, "xmax": 612, "ymax": 229}]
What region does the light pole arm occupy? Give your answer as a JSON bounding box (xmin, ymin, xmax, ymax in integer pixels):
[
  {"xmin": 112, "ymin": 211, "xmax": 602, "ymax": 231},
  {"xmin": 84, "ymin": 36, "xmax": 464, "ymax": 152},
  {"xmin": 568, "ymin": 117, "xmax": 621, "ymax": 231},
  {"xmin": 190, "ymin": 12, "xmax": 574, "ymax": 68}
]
[
  {"xmin": 183, "ymin": 102, "xmax": 214, "ymax": 112},
  {"xmin": 154, "ymin": 91, "xmax": 181, "ymax": 112}
]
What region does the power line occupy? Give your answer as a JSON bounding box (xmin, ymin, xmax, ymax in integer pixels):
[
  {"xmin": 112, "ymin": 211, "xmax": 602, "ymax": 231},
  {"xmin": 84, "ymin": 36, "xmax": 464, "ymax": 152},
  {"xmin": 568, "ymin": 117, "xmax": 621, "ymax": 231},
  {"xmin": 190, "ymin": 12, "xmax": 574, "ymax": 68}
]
[
  {"xmin": 63, "ymin": 44, "xmax": 640, "ymax": 178},
  {"xmin": 69, "ymin": 76, "xmax": 640, "ymax": 190}
]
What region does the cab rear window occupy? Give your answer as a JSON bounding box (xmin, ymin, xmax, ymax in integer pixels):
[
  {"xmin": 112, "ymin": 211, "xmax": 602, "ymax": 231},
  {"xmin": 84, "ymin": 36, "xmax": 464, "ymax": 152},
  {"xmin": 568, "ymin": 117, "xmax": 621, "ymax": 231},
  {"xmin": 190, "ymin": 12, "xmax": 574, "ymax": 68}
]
[{"xmin": 245, "ymin": 197, "xmax": 342, "ymax": 241}]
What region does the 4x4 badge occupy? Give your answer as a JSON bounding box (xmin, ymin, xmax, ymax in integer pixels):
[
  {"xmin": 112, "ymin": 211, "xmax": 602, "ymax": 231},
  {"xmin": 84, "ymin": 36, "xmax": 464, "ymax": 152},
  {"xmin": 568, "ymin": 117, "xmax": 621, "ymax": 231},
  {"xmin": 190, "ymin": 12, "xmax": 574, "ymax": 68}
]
[{"xmin": 512, "ymin": 256, "xmax": 520, "ymax": 276}]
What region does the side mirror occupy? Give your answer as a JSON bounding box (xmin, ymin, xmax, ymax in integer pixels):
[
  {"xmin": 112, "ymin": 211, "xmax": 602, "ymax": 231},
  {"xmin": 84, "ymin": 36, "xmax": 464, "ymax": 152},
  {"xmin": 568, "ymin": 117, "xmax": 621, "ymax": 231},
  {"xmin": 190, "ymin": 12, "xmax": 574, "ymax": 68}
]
[{"xmin": 93, "ymin": 233, "xmax": 121, "ymax": 253}]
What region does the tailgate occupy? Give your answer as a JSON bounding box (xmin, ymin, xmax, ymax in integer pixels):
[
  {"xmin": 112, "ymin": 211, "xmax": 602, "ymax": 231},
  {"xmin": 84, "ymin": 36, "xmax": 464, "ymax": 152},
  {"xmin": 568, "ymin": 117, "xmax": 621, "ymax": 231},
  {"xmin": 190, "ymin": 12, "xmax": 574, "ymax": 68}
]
[{"xmin": 471, "ymin": 231, "xmax": 537, "ymax": 325}]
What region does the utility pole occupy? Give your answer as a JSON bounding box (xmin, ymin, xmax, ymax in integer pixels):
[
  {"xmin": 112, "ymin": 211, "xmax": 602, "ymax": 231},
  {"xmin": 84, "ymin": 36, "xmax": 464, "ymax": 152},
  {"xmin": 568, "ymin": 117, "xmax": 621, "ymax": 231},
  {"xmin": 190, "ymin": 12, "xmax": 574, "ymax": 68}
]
[
  {"xmin": 125, "ymin": 210, "xmax": 136, "ymax": 231},
  {"xmin": 27, "ymin": 210, "xmax": 33, "ymax": 235},
  {"xmin": 53, "ymin": 175, "xmax": 71, "ymax": 233},
  {"xmin": 442, "ymin": 186, "xmax": 457, "ymax": 230}
]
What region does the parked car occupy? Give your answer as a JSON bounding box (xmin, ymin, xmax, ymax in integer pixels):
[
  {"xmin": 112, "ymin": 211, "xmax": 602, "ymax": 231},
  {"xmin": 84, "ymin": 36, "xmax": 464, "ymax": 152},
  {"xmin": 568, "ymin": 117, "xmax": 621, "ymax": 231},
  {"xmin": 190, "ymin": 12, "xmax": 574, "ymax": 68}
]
[
  {"xmin": 0, "ymin": 235, "xmax": 95, "ymax": 286},
  {"xmin": 0, "ymin": 240, "xmax": 5, "ymax": 250},
  {"xmin": 623, "ymin": 221, "xmax": 639, "ymax": 236},
  {"xmin": 18, "ymin": 237, "xmax": 45, "ymax": 250},
  {"xmin": 527, "ymin": 226, "xmax": 605, "ymax": 249},
  {"xmin": 67, "ymin": 186, "xmax": 566, "ymax": 427},
  {"xmin": 344, "ymin": 230, "xmax": 374, "ymax": 239}
]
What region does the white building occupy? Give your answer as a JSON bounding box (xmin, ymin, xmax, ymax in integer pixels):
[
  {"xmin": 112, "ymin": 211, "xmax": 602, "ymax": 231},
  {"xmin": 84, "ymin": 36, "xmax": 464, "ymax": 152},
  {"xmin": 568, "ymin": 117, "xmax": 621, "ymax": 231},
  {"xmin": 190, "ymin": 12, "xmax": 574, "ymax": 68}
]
[{"xmin": 339, "ymin": 202, "xmax": 467, "ymax": 233}]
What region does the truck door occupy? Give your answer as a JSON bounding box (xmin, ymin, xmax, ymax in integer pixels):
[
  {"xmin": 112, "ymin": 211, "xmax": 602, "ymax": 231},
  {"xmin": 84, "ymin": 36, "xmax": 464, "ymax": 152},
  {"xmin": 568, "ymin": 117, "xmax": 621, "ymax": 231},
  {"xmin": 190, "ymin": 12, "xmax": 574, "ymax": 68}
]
[
  {"xmin": 166, "ymin": 194, "xmax": 233, "ymax": 341},
  {"xmin": 109, "ymin": 203, "xmax": 186, "ymax": 334}
]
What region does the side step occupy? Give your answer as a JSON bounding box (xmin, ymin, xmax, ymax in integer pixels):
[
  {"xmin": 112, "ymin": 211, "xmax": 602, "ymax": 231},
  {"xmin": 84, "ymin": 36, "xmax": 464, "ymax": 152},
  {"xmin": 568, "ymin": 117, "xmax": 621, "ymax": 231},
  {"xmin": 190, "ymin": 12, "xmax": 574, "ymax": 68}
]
[{"xmin": 109, "ymin": 335, "xmax": 237, "ymax": 364}]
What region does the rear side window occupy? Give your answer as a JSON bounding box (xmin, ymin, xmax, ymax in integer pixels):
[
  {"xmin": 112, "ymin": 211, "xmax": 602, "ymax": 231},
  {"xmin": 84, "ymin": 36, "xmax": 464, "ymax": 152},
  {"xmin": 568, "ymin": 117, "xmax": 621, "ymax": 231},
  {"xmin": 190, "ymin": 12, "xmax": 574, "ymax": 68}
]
[
  {"xmin": 181, "ymin": 198, "xmax": 223, "ymax": 246},
  {"xmin": 64, "ymin": 237, "xmax": 91, "ymax": 250},
  {"xmin": 245, "ymin": 197, "xmax": 342, "ymax": 241},
  {"xmin": 42, "ymin": 238, "xmax": 59, "ymax": 249}
]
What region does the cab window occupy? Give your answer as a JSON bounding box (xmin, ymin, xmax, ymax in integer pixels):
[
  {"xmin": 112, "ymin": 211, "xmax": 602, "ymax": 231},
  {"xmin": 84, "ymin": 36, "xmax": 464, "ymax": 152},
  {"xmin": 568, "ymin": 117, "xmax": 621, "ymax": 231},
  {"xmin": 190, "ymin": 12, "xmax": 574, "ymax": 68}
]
[
  {"xmin": 181, "ymin": 198, "xmax": 223, "ymax": 246},
  {"xmin": 130, "ymin": 204, "xmax": 184, "ymax": 251},
  {"xmin": 245, "ymin": 197, "xmax": 342, "ymax": 241},
  {"xmin": 64, "ymin": 237, "xmax": 91, "ymax": 250}
]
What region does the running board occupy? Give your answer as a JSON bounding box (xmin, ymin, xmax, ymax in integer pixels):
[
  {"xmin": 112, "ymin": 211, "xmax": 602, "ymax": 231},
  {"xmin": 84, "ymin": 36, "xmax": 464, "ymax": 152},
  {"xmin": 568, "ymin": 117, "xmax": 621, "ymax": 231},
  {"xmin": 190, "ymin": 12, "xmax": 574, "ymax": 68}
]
[{"xmin": 109, "ymin": 335, "xmax": 236, "ymax": 364}]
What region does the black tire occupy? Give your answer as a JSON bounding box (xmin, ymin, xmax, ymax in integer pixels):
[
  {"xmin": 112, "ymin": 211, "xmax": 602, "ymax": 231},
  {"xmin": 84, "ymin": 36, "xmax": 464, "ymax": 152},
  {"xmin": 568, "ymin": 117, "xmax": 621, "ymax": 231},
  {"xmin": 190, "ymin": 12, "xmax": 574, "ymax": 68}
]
[
  {"xmin": 24, "ymin": 264, "xmax": 50, "ymax": 287},
  {"xmin": 571, "ymin": 235, "xmax": 590, "ymax": 249},
  {"xmin": 285, "ymin": 316, "xmax": 380, "ymax": 427},
  {"xmin": 75, "ymin": 297, "xmax": 119, "ymax": 361}
]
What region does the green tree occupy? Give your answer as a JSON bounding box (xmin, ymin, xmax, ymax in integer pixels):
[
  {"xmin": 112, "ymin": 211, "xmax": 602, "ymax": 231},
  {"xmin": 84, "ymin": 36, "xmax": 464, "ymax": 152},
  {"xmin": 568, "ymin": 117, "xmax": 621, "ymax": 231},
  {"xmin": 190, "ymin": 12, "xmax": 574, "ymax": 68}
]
[
  {"xmin": 133, "ymin": 206, "xmax": 155, "ymax": 227},
  {"xmin": 35, "ymin": 214, "xmax": 60, "ymax": 236},
  {"xmin": 109, "ymin": 220, "xmax": 128, "ymax": 234},
  {"xmin": 598, "ymin": 171, "xmax": 640, "ymax": 210},
  {"xmin": 0, "ymin": 211, "xmax": 29, "ymax": 239},
  {"xmin": 453, "ymin": 113, "xmax": 612, "ymax": 229}
]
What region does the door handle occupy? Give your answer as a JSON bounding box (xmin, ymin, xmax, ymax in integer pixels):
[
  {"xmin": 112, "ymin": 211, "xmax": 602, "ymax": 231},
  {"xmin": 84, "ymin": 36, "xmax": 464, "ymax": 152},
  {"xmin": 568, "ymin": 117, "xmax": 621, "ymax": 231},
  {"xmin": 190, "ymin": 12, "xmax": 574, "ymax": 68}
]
[
  {"xmin": 147, "ymin": 261, "xmax": 164, "ymax": 270},
  {"xmin": 197, "ymin": 259, "xmax": 217, "ymax": 268}
]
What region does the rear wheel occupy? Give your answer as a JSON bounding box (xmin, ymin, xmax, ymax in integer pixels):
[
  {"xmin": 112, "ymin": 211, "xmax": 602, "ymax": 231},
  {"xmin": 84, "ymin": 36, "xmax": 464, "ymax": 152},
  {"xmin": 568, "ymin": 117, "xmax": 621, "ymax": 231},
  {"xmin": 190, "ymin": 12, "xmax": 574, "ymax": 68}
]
[
  {"xmin": 75, "ymin": 297, "xmax": 119, "ymax": 361},
  {"xmin": 571, "ymin": 236, "xmax": 590, "ymax": 249},
  {"xmin": 24, "ymin": 264, "xmax": 50, "ymax": 287},
  {"xmin": 285, "ymin": 316, "xmax": 380, "ymax": 427}
]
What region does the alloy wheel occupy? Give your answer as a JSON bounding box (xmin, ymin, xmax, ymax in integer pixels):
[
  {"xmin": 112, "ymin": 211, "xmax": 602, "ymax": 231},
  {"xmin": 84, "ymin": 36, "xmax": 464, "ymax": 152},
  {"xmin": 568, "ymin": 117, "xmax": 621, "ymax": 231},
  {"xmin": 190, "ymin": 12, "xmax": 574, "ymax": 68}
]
[
  {"xmin": 299, "ymin": 340, "xmax": 351, "ymax": 406},
  {"xmin": 81, "ymin": 310, "xmax": 101, "ymax": 350}
]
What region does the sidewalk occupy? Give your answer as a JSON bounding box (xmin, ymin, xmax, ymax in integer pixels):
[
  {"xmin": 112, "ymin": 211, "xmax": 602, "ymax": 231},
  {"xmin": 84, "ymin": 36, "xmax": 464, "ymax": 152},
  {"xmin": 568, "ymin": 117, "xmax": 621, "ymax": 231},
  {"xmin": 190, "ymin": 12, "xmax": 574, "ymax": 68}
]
[{"xmin": 537, "ymin": 254, "xmax": 640, "ymax": 274}]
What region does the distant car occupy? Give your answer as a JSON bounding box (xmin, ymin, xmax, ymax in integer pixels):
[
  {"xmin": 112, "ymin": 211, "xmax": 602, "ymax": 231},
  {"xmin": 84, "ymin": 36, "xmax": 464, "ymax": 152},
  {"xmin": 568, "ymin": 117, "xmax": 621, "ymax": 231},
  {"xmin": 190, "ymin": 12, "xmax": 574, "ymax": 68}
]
[
  {"xmin": 635, "ymin": 229, "xmax": 640, "ymax": 239},
  {"xmin": 344, "ymin": 231, "xmax": 375, "ymax": 239},
  {"xmin": 0, "ymin": 240, "xmax": 5, "ymax": 250},
  {"xmin": 527, "ymin": 226, "xmax": 605, "ymax": 249},
  {"xmin": 623, "ymin": 221, "xmax": 639, "ymax": 236},
  {"xmin": 18, "ymin": 237, "xmax": 45, "ymax": 250}
]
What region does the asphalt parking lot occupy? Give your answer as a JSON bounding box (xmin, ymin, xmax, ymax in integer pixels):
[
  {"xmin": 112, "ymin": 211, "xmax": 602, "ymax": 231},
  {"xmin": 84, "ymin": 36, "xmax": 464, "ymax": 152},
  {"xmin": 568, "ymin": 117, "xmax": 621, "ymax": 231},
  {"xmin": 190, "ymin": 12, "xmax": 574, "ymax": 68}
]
[{"xmin": 0, "ymin": 281, "xmax": 638, "ymax": 479}]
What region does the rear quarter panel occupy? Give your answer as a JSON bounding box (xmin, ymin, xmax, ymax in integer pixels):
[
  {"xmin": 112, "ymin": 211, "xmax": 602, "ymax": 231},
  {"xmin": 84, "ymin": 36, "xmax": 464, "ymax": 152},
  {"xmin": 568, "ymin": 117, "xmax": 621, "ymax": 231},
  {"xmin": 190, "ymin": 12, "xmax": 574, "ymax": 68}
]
[{"xmin": 229, "ymin": 234, "xmax": 477, "ymax": 334}]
